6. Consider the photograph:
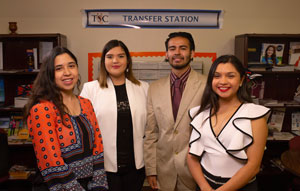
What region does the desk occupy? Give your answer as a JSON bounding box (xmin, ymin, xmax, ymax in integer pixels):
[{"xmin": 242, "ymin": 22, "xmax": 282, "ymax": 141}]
[
  {"xmin": 281, "ymin": 150, "xmax": 300, "ymax": 190},
  {"xmin": 281, "ymin": 150, "xmax": 300, "ymax": 177},
  {"xmin": 257, "ymin": 140, "xmax": 292, "ymax": 190}
]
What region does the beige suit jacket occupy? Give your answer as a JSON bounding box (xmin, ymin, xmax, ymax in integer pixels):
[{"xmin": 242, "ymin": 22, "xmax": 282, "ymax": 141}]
[{"xmin": 144, "ymin": 69, "xmax": 207, "ymax": 191}]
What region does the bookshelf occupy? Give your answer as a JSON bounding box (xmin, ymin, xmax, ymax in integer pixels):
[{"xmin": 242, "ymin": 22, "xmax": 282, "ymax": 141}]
[
  {"xmin": 235, "ymin": 33, "xmax": 300, "ymax": 190},
  {"xmin": 235, "ymin": 34, "xmax": 300, "ymax": 130},
  {"xmin": 0, "ymin": 34, "xmax": 66, "ymax": 106},
  {"xmin": 0, "ymin": 33, "xmax": 66, "ymax": 189},
  {"xmin": 235, "ymin": 34, "xmax": 300, "ymax": 67}
]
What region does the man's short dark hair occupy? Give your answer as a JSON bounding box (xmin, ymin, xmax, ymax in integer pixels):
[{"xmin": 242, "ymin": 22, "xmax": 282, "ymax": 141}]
[{"xmin": 165, "ymin": 32, "xmax": 195, "ymax": 51}]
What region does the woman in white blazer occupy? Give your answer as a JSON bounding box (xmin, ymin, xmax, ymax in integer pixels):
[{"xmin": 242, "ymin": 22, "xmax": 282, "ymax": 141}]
[{"xmin": 80, "ymin": 40, "xmax": 148, "ymax": 191}]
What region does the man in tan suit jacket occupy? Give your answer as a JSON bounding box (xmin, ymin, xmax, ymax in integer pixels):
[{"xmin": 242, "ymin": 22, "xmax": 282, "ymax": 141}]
[{"xmin": 144, "ymin": 32, "xmax": 207, "ymax": 191}]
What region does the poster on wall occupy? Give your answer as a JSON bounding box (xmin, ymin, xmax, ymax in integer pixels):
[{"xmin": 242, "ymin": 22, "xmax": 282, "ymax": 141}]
[
  {"xmin": 82, "ymin": 9, "xmax": 223, "ymax": 29},
  {"xmin": 88, "ymin": 52, "xmax": 216, "ymax": 82}
]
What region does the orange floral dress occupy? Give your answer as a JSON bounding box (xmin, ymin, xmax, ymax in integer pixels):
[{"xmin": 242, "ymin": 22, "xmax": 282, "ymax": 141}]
[{"xmin": 27, "ymin": 96, "xmax": 108, "ymax": 191}]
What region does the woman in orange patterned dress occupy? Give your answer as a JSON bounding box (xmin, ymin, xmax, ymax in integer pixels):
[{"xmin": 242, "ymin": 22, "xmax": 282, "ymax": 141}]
[{"xmin": 24, "ymin": 47, "xmax": 108, "ymax": 191}]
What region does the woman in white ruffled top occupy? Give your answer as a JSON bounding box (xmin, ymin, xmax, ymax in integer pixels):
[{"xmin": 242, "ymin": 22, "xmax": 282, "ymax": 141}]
[{"xmin": 187, "ymin": 55, "xmax": 270, "ymax": 191}]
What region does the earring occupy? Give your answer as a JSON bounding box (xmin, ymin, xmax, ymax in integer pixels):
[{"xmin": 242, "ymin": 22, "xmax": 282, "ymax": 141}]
[{"xmin": 126, "ymin": 68, "xmax": 129, "ymax": 73}]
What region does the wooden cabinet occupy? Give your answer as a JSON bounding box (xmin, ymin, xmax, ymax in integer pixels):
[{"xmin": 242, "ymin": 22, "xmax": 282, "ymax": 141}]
[
  {"xmin": 235, "ymin": 34, "xmax": 300, "ymax": 131},
  {"xmin": 0, "ymin": 34, "xmax": 66, "ymax": 106},
  {"xmin": 235, "ymin": 34, "xmax": 300, "ymax": 68},
  {"xmin": 0, "ymin": 34, "xmax": 66, "ymax": 190},
  {"xmin": 235, "ymin": 34, "xmax": 300, "ymax": 190}
]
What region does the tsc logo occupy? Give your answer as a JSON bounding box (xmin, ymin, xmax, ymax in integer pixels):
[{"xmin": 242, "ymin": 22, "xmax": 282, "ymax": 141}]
[{"xmin": 90, "ymin": 12, "xmax": 109, "ymax": 24}]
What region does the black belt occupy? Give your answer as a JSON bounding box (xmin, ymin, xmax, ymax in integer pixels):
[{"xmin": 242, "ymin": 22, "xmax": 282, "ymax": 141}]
[{"xmin": 202, "ymin": 166, "xmax": 256, "ymax": 185}]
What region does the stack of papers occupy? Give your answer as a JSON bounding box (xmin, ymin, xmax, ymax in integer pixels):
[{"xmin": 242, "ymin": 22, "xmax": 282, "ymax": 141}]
[
  {"xmin": 272, "ymin": 66, "xmax": 295, "ymax": 71},
  {"xmin": 14, "ymin": 97, "xmax": 29, "ymax": 108},
  {"xmin": 268, "ymin": 132, "xmax": 295, "ymax": 141}
]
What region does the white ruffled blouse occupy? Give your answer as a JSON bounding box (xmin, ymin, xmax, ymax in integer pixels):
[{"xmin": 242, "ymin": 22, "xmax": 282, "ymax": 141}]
[{"xmin": 189, "ymin": 103, "xmax": 270, "ymax": 177}]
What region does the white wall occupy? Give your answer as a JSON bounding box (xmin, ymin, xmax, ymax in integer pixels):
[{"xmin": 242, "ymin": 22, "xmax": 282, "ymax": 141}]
[{"xmin": 1, "ymin": 0, "xmax": 300, "ymax": 83}]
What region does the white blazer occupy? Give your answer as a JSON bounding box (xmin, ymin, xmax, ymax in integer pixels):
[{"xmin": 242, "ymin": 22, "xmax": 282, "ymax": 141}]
[{"xmin": 80, "ymin": 78, "xmax": 149, "ymax": 172}]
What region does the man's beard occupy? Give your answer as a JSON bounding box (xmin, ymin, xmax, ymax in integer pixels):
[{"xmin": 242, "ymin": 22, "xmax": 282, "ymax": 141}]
[{"xmin": 169, "ymin": 58, "xmax": 192, "ymax": 69}]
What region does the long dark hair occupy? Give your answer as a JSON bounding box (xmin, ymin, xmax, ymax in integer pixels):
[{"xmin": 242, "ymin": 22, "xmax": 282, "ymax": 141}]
[
  {"xmin": 98, "ymin": 39, "xmax": 140, "ymax": 88},
  {"xmin": 264, "ymin": 45, "xmax": 277, "ymax": 65},
  {"xmin": 24, "ymin": 46, "xmax": 80, "ymax": 125},
  {"xmin": 197, "ymin": 55, "xmax": 252, "ymax": 116}
]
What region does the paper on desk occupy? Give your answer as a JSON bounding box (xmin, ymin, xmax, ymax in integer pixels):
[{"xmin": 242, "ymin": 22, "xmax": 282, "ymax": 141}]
[{"xmin": 272, "ymin": 132, "xmax": 295, "ymax": 141}]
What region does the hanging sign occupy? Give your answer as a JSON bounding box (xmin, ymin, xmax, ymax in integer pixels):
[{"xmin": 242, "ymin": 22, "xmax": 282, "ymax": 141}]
[{"xmin": 82, "ymin": 9, "xmax": 223, "ymax": 29}]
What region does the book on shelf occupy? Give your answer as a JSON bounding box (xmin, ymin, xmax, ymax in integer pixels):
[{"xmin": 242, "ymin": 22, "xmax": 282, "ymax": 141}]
[
  {"xmin": 268, "ymin": 108, "xmax": 285, "ymax": 132},
  {"xmin": 248, "ymin": 62, "xmax": 272, "ymax": 70},
  {"xmin": 295, "ymin": 96, "xmax": 300, "ymax": 103},
  {"xmin": 14, "ymin": 84, "xmax": 32, "ymax": 108},
  {"xmin": 251, "ymin": 80, "xmax": 265, "ymax": 99},
  {"xmin": 0, "ymin": 117, "xmax": 10, "ymax": 129},
  {"xmin": 292, "ymin": 112, "xmax": 300, "ymax": 131},
  {"xmin": 17, "ymin": 84, "xmax": 32, "ymax": 97},
  {"xmin": 289, "ymin": 53, "xmax": 300, "ymax": 69},
  {"xmin": 260, "ymin": 43, "xmax": 285, "ymax": 66},
  {"xmin": 272, "ymin": 65, "xmax": 295, "ymax": 71},
  {"xmin": 0, "ymin": 42, "xmax": 3, "ymax": 70},
  {"xmin": 292, "ymin": 130, "xmax": 300, "ymax": 136},
  {"xmin": 260, "ymin": 99, "xmax": 300, "ymax": 107},
  {"xmin": 9, "ymin": 165, "xmax": 32, "ymax": 180},
  {"xmin": 268, "ymin": 132, "xmax": 295, "ymax": 141},
  {"xmin": 33, "ymin": 48, "xmax": 38, "ymax": 70},
  {"xmin": 248, "ymin": 67, "xmax": 266, "ymax": 72},
  {"xmin": 7, "ymin": 115, "xmax": 31, "ymax": 144},
  {"xmin": 0, "ymin": 76, "xmax": 4, "ymax": 105},
  {"xmin": 288, "ymin": 42, "xmax": 300, "ymax": 70},
  {"xmin": 270, "ymin": 158, "xmax": 285, "ymax": 171},
  {"xmin": 284, "ymin": 100, "xmax": 300, "ymax": 106},
  {"xmin": 8, "ymin": 138, "xmax": 32, "ymax": 145},
  {"xmin": 14, "ymin": 97, "xmax": 29, "ymax": 108},
  {"xmin": 295, "ymin": 85, "xmax": 300, "ymax": 101},
  {"xmin": 247, "ymin": 45, "xmax": 262, "ymax": 67},
  {"xmin": 261, "ymin": 99, "xmax": 285, "ymax": 107},
  {"xmin": 0, "ymin": 70, "xmax": 18, "ymax": 73},
  {"xmin": 295, "ymin": 85, "xmax": 300, "ymax": 103},
  {"xmin": 39, "ymin": 41, "xmax": 53, "ymax": 66}
]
